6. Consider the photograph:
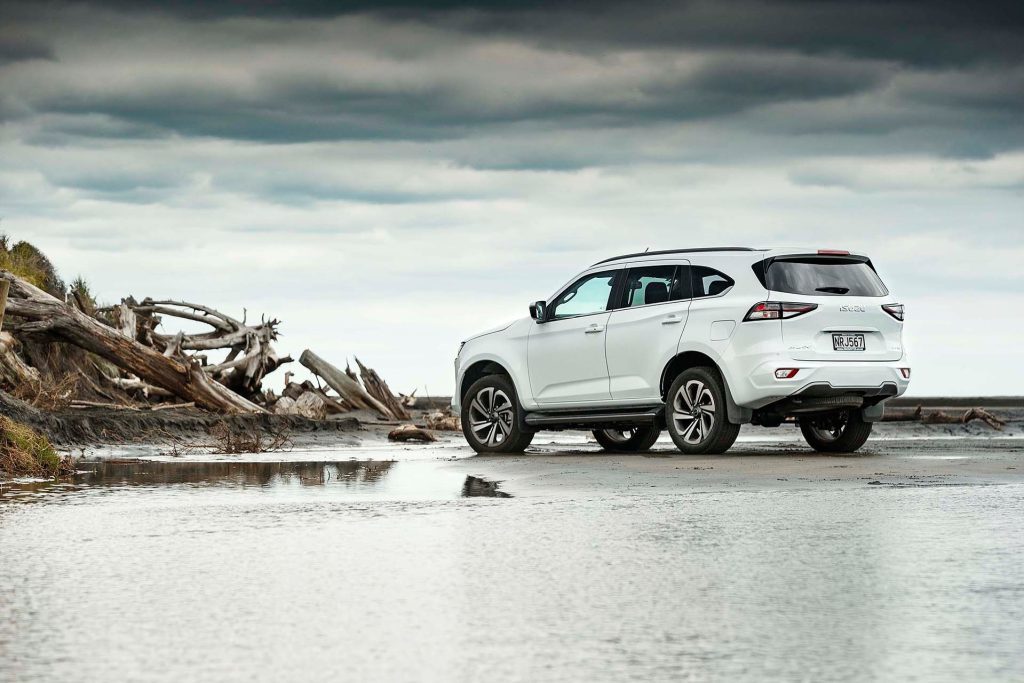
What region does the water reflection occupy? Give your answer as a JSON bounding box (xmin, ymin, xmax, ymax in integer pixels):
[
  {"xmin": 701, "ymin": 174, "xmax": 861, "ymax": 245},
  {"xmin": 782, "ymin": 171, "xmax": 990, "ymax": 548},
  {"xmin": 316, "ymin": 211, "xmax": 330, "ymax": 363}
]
[
  {"xmin": 462, "ymin": 475, "xmax": 511, "ymax": 498},
  {"xmin": 0, "ymin": 460, "xmax": 511, "ymax": 500}
]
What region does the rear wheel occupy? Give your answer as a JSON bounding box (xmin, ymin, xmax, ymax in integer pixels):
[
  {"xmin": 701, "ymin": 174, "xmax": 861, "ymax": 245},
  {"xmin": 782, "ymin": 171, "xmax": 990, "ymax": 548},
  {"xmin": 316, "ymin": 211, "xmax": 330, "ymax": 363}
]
[
  {"xmin": 592, "ymin": 426, "xmax": 661, "ymax": 452},
  {"xmin": 461, "ymin": 375, "xmax": 534, "ymax": 454},
  {"xmin": 665, "ymin": 367, "xmax": 740, "ymax": 455},
  {"xmin": 799, "ymin": 410, "xmax": 873, "ymax": 453}
]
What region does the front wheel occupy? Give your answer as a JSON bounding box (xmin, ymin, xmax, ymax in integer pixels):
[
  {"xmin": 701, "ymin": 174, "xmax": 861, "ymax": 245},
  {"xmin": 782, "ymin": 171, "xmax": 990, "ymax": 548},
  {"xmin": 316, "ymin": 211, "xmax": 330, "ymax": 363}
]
[
  {"xmin": 665, "ymin": 367, "xmax": 740, "ymax": 455},
  {"xmin": 592, "ymin": 426, "xmax": 661, "ymax": 452},
  {"xmin": 799, "ymin": 410, "xmax": 873, "ymax": 453},
  {"xmin": 461, "ymin": 375, "xmax": 534, "ymax": 454}
]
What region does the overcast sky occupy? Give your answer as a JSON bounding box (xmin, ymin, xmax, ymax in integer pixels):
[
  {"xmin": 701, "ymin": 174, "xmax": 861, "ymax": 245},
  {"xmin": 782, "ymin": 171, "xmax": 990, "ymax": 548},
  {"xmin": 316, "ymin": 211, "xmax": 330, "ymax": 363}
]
[{"xmin": 1, "ymin": 0, "xmax": 1022, "ymax": 396}]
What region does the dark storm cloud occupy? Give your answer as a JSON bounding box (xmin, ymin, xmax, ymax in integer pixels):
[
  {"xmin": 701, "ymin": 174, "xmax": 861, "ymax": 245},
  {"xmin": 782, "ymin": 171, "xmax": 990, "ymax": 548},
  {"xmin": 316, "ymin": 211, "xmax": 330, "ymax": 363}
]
[
  {"xmin": 0, "ymin": 0, "xmax": 1022, "ymax": 179},
  {"xmin": 26, "ymin": 0, "xmax": 1024, "ymax": 65},
  {"xmin": 1, "ymin": 0, "xmax": 1021, "ymax": 149},
  {"xmin": 0, "ymin": 34, "xmax": 52, "ymax": 65}
]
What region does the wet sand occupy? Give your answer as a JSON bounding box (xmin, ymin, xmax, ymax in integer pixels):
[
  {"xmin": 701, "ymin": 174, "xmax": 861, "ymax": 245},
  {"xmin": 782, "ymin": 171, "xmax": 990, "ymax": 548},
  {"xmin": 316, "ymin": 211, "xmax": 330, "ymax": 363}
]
[
  {"xmin": 454, "ymin": 434, "xmax": 1024, "ymax": 496},
  {"xmin": 3, "ymin": 425, "xmax": 1023, "ymax": 682}
]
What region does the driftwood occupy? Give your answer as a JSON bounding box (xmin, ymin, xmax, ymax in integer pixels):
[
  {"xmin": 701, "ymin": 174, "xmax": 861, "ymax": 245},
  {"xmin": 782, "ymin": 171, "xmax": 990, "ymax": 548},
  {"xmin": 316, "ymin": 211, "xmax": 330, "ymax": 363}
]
[
  {"xmin": 69, "ymin": 400, "xmax": 139, "ymax": 411},
  {"xmin": 0, "ymin": 280, "xmax": 8, "ymax": 332},
  {"xmin": 148, "ymin": 402, "xmax": 195, "ymax": 412},
  {"xmin": 355, "ymin": 356, "xmax": 410, "ymax": 421},
  {"xmin": 106, "ymin": 376, "xmax": 175, "ymax": 399},
  {"xmin": 282, "ymin": 380, "xmax": 349, "ymax": 415},
  {"xmin": 0, "ymin": 331, "xmax": 41, "ymax": 388},
  {"xmin": 387, "ymin": 424, "xmax": 437, "ymax": 443},
  {"xmin": 883, "ymin": 406, "xmax": 1007, "ymax": 430},
  {"xmin": 0, "ymin": 271, "xmax": 265, "ymax": 414},
  {"xmin": 425, "ymin": 410, "xmax": 461, "ymax": 431},
  {"xmin": 1, "ymin": 249, "xmax": 413, "ymax": 422},
  {"xmin": 299, "ymin": 350, "xmax": 392, "ymax": 418},
  {"xmin": 126, "ymin": 299, "xmax": 291, "ymax": 399}
]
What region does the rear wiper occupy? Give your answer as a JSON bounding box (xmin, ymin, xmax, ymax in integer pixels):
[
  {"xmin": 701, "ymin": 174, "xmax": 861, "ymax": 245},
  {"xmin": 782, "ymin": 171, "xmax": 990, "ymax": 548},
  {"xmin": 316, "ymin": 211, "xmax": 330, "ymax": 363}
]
[{"xmin": 815, "ymin": 286, "xmax": 850, "ymax": 294}]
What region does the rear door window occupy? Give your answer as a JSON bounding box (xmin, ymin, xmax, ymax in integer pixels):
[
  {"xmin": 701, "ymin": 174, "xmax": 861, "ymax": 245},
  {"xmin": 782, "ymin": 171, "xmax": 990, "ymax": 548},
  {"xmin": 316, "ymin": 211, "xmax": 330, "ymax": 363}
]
[
  {"xmin": 621, "ymin": 265, "xmax": 680, "ymax": 307},
  {"xmin": 760, "ymin": 258, "xmax": 888, "ymax": 297}
]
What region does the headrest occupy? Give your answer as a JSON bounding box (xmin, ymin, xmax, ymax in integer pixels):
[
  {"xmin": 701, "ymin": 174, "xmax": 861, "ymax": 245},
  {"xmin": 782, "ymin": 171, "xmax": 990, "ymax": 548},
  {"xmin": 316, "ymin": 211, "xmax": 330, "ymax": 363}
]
[{"xmin": 645, "ymin": 281, "xmax": 669, "ymax": 304}]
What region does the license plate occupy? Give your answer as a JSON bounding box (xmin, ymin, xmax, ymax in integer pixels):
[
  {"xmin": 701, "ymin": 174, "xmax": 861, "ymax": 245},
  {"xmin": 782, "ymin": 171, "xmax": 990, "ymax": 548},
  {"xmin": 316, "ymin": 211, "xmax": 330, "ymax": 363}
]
[{"xmin": 833, "ymin": 333, "xmax": 866, "ymax": 352}]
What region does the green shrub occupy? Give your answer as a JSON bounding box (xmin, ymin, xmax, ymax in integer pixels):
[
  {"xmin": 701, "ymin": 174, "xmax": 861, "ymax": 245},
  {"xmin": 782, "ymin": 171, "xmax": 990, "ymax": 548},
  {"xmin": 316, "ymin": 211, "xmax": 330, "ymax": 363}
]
[
  {"xmin": 69, "ymin": 276, "xmax": 97, "ymax": 314},
  {"xmin": 0, "ymin": 235, "xmax": 66, "ymax": 297}
]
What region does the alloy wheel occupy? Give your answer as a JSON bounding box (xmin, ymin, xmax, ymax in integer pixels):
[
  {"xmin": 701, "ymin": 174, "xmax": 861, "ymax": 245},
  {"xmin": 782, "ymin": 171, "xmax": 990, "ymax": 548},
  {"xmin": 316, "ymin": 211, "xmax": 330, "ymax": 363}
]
[
  {"xmin": 672, "ymin": 379, "xmax": 716, "ymax": 445},
  {"xmin": 468, "ymin": 387, "xmax": 515, "ymax": 447}
]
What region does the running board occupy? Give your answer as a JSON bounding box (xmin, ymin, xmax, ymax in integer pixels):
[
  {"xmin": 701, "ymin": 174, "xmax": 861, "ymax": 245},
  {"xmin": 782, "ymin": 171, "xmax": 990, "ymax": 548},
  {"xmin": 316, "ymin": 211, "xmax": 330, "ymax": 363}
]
[{"xmin": 524, "ymin": 408, "xmax": 662, "ymax": 429}]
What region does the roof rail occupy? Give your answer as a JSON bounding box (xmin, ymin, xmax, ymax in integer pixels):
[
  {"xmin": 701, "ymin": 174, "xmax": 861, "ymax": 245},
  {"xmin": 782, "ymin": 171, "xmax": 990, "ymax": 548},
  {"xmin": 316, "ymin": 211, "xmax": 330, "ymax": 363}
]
[{"xmin": 592, "ymin": 247, "xmax": 761, "ymax": 266}]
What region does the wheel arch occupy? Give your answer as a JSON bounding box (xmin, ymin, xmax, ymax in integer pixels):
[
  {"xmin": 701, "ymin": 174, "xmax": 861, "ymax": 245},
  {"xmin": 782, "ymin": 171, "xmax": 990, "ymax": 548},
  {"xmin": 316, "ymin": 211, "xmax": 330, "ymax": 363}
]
[
  {"xmin": 459, "ymin": 359, "xmax": 513, "ymax": 404},
  {"xmin": 661, "ymin": 350, "xmax": 752, "ymax": 425}
]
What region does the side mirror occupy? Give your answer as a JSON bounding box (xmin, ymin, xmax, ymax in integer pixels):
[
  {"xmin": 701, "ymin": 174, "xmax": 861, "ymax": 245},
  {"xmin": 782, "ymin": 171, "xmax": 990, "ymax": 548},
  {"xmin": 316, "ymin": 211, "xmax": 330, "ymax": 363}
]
[{"xmin": 529, "ymin": 300, "xmax": 548, "ymax": 323}]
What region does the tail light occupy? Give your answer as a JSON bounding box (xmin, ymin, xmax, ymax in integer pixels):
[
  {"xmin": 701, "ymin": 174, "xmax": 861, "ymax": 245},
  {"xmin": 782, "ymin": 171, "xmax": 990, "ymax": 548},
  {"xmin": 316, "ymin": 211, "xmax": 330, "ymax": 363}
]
[
  {"xmin": 744, "ymin": 302, "xmax": 818, "ymax": 321},
  {"xmin": 882, "ymin": 303, "xmax": 905, "ymax": 321},
  {"xmin": 775, "ymin": 368, "xmax": 800, "ymax": 379}
]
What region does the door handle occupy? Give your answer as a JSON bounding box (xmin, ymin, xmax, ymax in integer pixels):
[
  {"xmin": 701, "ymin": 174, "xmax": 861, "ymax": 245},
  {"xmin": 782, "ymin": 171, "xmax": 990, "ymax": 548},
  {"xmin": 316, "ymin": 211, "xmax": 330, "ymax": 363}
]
[
  {"xmin": 661, "ymin": 315, "xmax": 682, "ymax": 325},
  {"xmin": 584, "ymin": 325, "xmax": 605, "ymax": 334}
]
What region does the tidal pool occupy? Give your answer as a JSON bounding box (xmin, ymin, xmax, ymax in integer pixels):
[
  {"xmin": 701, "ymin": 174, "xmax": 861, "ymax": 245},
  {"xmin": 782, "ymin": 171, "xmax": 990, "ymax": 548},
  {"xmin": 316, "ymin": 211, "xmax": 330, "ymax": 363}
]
[{"xmin": 1, "ymin": 453, "xmax": 1022, "ymax": 682}]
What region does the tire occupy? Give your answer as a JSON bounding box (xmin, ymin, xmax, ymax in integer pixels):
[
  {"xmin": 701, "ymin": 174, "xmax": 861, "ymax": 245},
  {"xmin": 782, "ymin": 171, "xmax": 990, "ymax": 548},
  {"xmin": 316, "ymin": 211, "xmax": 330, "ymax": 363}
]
[
  {"xmin": 592, "ymin": 426, "xmax": 661, "ymax": 453},
  {"xmin": 461, "ymin": 375, "xmax": 535, "ymax": 454},
  {"xmin": 799, "ymin": 410, "xmax": 873, "ymax": 453},
  {"xmin": 665, "ymin": 367, "xmax": 740, "ymax": 455}
]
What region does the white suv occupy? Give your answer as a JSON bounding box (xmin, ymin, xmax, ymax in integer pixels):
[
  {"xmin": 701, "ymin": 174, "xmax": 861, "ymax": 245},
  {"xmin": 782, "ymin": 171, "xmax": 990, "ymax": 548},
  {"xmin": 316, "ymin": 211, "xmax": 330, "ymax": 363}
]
[{"xmin": 453, "ymin": 247, "xmax": 910, "ymax": 455}]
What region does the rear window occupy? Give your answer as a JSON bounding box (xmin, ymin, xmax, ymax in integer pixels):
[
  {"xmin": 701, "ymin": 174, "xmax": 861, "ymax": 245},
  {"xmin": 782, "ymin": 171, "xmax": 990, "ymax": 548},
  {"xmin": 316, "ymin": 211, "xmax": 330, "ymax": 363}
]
[
  {"xmin": 756, "ymin": 258, "xmax": 888, "ymax": 297},
  {"xmin": 691, "ymin": 265, "xmax": 734, "ymax": 298}
]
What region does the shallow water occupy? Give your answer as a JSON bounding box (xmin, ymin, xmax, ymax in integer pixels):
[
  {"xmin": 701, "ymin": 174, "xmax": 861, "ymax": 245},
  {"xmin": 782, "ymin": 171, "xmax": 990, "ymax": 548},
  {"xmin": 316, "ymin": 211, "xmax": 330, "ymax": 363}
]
[{"xmin": 2, "ymin": 454, "xmax": 1023, "ymax": 682}]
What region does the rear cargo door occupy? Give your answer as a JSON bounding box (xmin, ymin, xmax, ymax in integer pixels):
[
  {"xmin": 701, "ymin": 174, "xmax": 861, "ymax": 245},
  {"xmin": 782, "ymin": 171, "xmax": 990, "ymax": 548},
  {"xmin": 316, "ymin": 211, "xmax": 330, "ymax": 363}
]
[{"xmin": 762, "ymin": 256, "xmax": 904, "ymax": 362}]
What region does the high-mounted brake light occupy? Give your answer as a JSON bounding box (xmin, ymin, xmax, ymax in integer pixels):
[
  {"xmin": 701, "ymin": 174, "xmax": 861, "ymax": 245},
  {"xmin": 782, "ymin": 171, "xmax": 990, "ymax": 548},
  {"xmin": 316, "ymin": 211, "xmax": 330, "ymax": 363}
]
[
  {"xmin": 882, "ymin": 303, "xmax": 905, "ymax": 321},
  {"xmin": 818, "ymin": 249, "xmax": 851, "ymax": 255},
  {"xmin": 744, "ymin": 301, "xmax": 818, "ymax": 321}
]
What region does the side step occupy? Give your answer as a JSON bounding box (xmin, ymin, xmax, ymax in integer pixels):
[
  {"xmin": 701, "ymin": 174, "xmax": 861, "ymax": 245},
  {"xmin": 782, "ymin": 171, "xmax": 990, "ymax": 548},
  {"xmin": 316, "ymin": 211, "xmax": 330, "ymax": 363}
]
[{"xmin": 524, "ymin": 408, "xmax": 663, "ymax": 430}]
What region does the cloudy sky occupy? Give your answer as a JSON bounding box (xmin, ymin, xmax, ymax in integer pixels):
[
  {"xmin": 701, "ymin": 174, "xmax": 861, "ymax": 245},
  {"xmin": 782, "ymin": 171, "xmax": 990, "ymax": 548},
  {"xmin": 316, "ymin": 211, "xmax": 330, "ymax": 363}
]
[{"xmin": 1, "ymin": 0, "xmax": 1022, "ymax": 396}]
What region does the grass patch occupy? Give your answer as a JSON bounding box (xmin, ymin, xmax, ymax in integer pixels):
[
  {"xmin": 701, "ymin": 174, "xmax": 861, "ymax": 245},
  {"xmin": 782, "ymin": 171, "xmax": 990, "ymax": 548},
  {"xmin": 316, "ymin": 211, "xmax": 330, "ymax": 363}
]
[
  {"xmin": 0, "ymin": 416, "xmax": 74, "ymax": 478},
  {"xmin": 69, "ymin": 276, "xmax": 97, "ymax": 314}
]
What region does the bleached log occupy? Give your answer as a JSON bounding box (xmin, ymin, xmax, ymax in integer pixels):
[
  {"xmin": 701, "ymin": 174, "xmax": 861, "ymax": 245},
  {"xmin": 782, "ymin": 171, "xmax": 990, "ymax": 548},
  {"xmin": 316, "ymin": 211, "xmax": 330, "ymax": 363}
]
[
  {"xmin": 148, "ymin": 402, "xmax": 195, "ymax": 412},
  {"xmin": 0, "ymin": 270, "xmax": 265, "ymax": 414},
  {"xmin": 299, "ymin": 349, "xmax": 392, "ymax": 418},
  {"xmin": 163, "ymin": 331, "xmax": 184, "ymax": 358},
  {"xmin": 399, "ymin": 389, "xmax": 418, "ymax": 408},
  {"xmin": 0, "ymin": 330, "xmax": 41, "ymax": 388},
  {"xmin": 113, "ymin": 300, "xmax": 138, "ymax": 340},
  {"xmin": 107, "ymin": 376, "xmax": 175, "ymax": 399},
  {"xmin": 355, "ymin": 356, "xmax": 410, "ymax": 420},
  {"xmin": 125, "ymin": 299, "xmax": 287, "ymax": 399},
  {"xmin": 0, "ymin": 280, "xmax": 9, "ymax": 333}
]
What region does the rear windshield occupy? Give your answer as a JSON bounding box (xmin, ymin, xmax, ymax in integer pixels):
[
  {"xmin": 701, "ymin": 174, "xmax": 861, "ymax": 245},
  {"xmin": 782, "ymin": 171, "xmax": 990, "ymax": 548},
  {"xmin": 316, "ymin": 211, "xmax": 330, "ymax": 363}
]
[{"xmin": 756, "ymin": 258, "xmax": 888, "ymax": 297}]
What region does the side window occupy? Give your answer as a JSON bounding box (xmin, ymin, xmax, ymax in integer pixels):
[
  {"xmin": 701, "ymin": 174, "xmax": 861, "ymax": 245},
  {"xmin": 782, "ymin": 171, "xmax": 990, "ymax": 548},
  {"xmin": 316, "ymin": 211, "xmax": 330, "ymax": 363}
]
[
  {"xmin": 691, "ymin": 266, "xmax": 735, "ymax": 298},
  {"xmin": 550, "ymin": 271, "xmax": 617, "ymax": 319},
  {"xmin": 622, "ymin": 265, "xmax": 679, "ymax": 307}
]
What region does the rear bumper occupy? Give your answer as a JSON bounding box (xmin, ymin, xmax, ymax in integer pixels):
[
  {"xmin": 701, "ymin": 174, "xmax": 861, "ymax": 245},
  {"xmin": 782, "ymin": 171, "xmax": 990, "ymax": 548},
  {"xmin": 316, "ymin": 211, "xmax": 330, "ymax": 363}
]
[{"xmin": 734, "ymin": 360, "xmax": 910, "ymax": 409}]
